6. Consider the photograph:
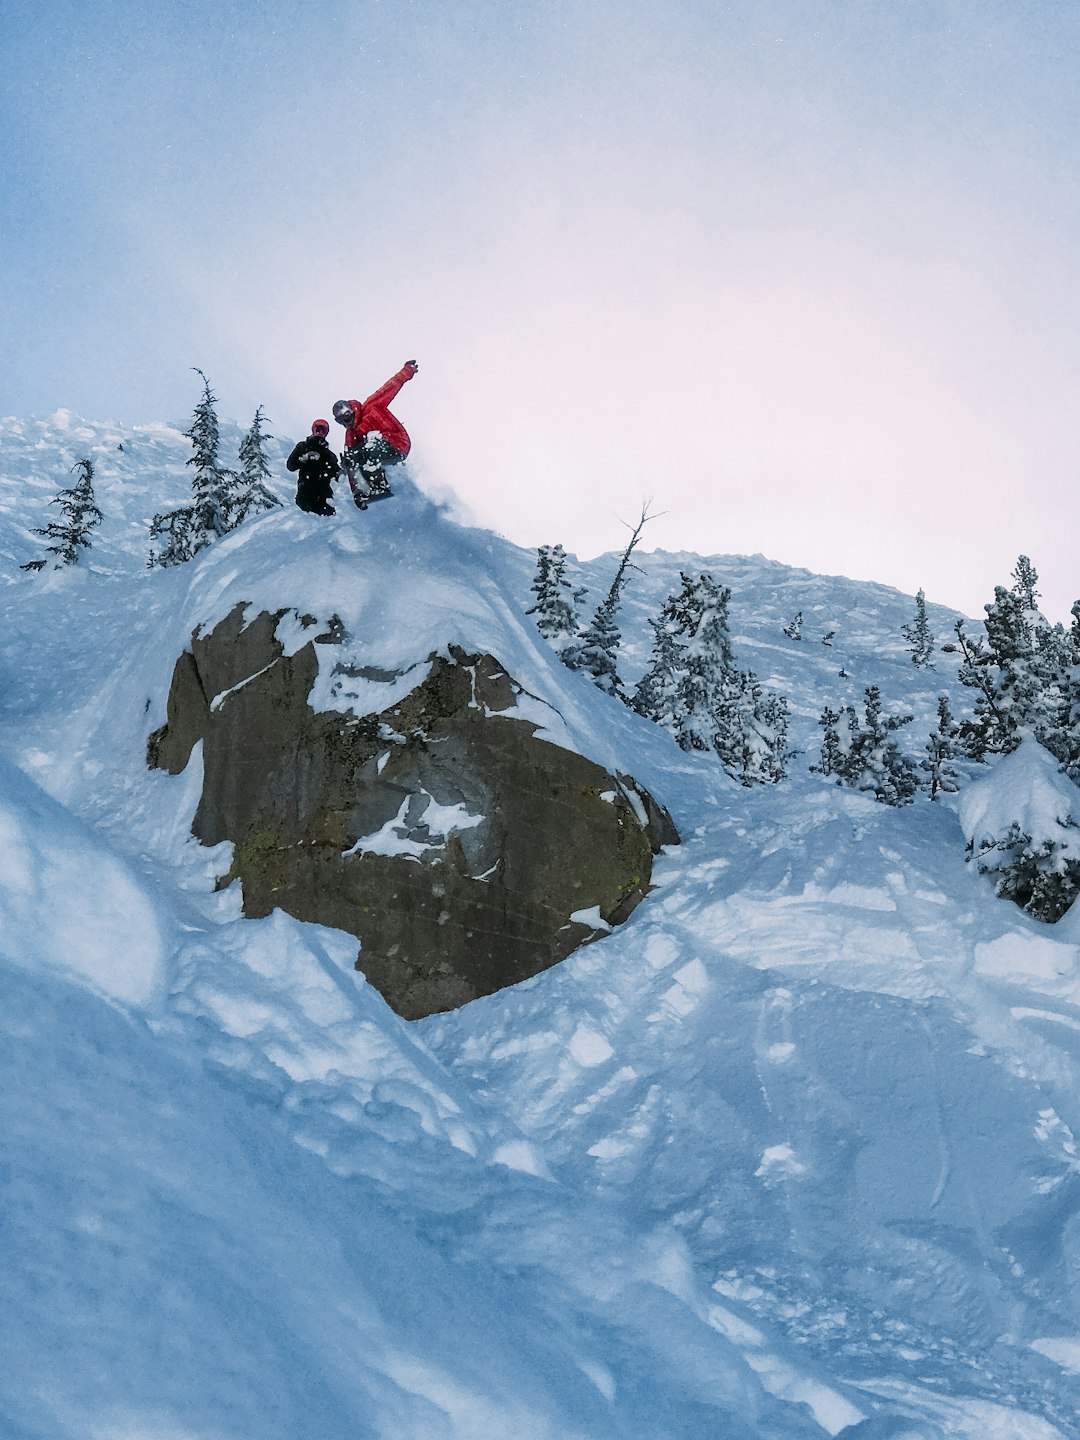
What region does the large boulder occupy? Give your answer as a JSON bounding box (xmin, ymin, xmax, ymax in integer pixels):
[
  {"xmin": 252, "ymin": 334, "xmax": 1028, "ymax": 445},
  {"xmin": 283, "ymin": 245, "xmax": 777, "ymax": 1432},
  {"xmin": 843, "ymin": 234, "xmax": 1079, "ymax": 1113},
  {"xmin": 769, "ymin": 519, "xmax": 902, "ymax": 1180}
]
[{"xmin": 149, "ymin": 605, "xmax": 678, "ymax": 1018}]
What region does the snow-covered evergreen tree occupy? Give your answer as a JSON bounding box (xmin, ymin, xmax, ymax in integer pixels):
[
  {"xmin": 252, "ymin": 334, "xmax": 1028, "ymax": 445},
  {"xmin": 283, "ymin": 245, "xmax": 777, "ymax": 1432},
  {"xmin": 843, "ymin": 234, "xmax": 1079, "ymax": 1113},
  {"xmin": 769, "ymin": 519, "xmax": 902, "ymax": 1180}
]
[
  {"xmin": 528, "ymin": 543, "xmax": 582, "ymax": 664},
  {"xmin": 812, "ymin": 705, "xmax": 846, "ymax": 780},
  {"xmin": 719, "ymin": 671, "xmax": 792, "ymax": 786},
  {"xmin": 901, "ymin": 588, "xmax": 935, "ymax": 668},
  {"xmin": 150, "ymin": 370, "xmax": 239, "ymax": 568},
  {"xmin": 922, "ymin": 694, "xmax": 960, "ymax": 800},
  {"xmin": 632, "ymin": 592, "xmax": 685, "ymax": 732},
  {"xmin": 1012, "ymin": 553, "xmax": 1040, "ymax": 613},
  {"xmin": 636, "ymin": 571, "xmax": 790, "ymax": 785},
  {"xmin": 782, "ymin": 611, "xmax": 803, "ymax": 641},
  {"xmin": 1047, "ymin": 600, "xmax": 1080, "ymax": 785},
  {"xmin": 978, "ymin": 823, "xmax": 1080, "ymax": 922},
  {"xmin": 814, "ymin": 686, "xmax": 918, "ymax": 804},
  {"xmin": 960, "ymin": 737, "xmax": 1080, "ymax": 921},
  {"xmin": 855, "ymin": 686, "xmax": 919, "ymax": 804},
  {"xmin": 575, "ymin": 502, "xmax": 655, "ymax": 697},
  {"xmin": 233, "ymin": 406, "xmax": 282, "ymax": 525},
  {"xmin": 674, "ymin": 573, "xmax": 738, "ymax": 752},
  {"xmin": 952, "ymin": 556, "xmax": 1064, "ymax": 759},
  {"xmin": 183, "ymin": 368, "xmax": 236, "ymax": 534},
  {"xmin": 21, "ymin": 457, "xmax": 103, "ymax": 571},
  {"xmin": 576, "ymin": 598, "xmax": 624, "ymax": 697}
]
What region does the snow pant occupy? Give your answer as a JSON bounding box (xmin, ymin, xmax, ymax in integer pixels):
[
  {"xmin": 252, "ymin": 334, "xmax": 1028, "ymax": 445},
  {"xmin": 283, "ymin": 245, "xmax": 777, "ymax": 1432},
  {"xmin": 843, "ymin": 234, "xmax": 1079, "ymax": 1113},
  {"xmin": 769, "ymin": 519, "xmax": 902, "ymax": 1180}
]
[
  {"xmin": 343, "ymin": 435, "xmax": 404, "ymax": 503},
  {"xmin": 295, "ymin": 473, "xmax": 335, "ymax": 515}
]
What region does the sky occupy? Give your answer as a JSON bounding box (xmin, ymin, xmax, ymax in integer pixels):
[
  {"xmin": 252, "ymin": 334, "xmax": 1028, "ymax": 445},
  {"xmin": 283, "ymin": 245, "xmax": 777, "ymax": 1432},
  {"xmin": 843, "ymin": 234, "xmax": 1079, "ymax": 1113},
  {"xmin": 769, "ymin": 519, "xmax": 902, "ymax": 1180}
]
[{"xmin": 3, "ymin": 0, "xmax": 1080, "ymax": 619}]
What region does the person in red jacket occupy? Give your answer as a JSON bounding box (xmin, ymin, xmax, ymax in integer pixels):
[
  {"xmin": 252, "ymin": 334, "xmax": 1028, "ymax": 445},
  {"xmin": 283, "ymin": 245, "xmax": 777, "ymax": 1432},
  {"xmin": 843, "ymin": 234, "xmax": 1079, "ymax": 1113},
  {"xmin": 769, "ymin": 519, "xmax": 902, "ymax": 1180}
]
[{"xmin": 332, "ymin": 360, "xmax": 418, "ymax": 508}]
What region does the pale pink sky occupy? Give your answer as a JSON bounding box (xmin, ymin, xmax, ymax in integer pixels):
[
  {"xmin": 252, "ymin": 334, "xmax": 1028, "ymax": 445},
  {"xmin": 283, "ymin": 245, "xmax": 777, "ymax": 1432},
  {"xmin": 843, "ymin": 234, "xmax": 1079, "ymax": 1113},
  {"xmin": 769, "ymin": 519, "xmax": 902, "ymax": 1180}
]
[{"xmin": 6, "ymin": 1, "xmax": 1080, "ymax": 618}]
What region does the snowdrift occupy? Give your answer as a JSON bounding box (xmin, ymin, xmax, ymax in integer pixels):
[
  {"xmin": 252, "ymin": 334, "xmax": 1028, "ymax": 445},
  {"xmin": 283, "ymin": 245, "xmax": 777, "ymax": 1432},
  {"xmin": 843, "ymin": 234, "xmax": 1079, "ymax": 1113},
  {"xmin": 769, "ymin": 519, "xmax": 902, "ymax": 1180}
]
[{"xmin": 3, "ymin": 412, "xmax": 1080, "ymax": 1438}]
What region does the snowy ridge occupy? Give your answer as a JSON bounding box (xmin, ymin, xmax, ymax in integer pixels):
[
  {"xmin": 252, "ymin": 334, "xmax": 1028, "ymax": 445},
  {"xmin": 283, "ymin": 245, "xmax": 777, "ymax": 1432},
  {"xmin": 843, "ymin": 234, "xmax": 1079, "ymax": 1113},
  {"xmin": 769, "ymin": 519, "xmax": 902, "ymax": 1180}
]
[{"xmin": 2, "ymin": 412, "xmax": 1080, "ymax": 1437}]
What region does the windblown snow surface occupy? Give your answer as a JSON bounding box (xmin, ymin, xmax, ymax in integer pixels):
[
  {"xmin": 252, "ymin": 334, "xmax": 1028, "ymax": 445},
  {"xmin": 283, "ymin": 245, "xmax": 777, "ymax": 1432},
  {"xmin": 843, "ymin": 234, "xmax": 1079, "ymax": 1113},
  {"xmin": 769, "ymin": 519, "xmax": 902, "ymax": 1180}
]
[{"xmin": 3, "ymin": 410, "xmax": 1080, "ymax": 1438}]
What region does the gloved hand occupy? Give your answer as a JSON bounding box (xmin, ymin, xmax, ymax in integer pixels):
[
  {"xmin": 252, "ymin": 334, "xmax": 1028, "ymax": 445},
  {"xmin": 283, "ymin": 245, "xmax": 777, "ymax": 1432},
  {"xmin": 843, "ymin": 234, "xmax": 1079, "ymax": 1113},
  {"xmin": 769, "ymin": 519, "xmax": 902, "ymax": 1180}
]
[
  {"xmin": 404, "ymin": 359, "xmax": 419, "ymax": 375},
  {"xmin": 301, "ymin": 450, "xmax": 322, "ymax": 465}
]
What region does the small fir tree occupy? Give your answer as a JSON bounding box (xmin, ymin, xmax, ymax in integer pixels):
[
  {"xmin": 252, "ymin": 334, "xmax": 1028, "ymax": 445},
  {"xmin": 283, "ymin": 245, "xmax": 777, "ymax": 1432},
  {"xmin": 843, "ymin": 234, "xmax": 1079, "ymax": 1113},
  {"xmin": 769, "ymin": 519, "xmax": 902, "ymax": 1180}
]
[
  {"xmin": 962, "ymin": 738, "xmax": 1080, "ymax": 922},
  {"xmin": 813, "ymin": 705, "xmax": 846, "ymax": 779},
  {"xmin": 901, "ymin": 588, "xmax": 935, "ymax": 668},
  {"xmin": 782, "ymin": 611, "xmax": 803, "ymax": 641},
  {"xmin": 528, "ymin": 543, "xmax": 582, "ymax": 663},
  {"xmin": 1049, "ymin": 600, "xmax": 1080, "ymax": 785},
  {"xmin": 814, "ymin": 686, "xmax": 918, "ymax": 805},
  {"xmin": 720, "ymin": 671, "xmax": 792, "ymax": 786},
  {"xmin": 922, "ymin": 694, "xmax": 960, "ymax": 800},
  {"xmin": 150, "ymin": 369, "xmax": 238, "ymax": 567},
  {"xmin": 636, "ymin": 571, "xmax": 790, "ymax": 785},
  {"xmin": 632, "ymin": 592, "xmax": 685, "ymax": 731},
  {"xmin": 977, "ymin": 823, "xmax": 1080, "ymax": 923},
  {"xmin": 184, "ymin": 368, "xmax": 236, "ymax": 534},
  {"xmin": 233, "ymin": 406, "xmax": 282, "ymax": 524},
  {"xmin": 951, "ymin": 556, "xmax": 1065, "ymax": 759},
  {"xmin": 1012, "ymin": 554, "xmax": 1041, "ymax": 614},
  {"xmin": 575, "ymin": 501, "xmax": 656, "ymax": 697},
  {"xmin": 577, "ymin": 598, "xmax": 624, "ymax": 696},
  {"xmin": 22, "ymin": 457, "xmax": 103, "ymax": 571}
]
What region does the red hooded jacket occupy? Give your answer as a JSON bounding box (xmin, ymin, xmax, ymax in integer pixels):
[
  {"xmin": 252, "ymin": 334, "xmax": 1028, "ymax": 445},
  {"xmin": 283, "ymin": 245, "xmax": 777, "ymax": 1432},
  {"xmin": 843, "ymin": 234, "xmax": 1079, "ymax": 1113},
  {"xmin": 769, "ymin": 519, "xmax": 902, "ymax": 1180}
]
[{"xmin": 342, "ymin": 364, "xmax": 417, "ymax": 457}]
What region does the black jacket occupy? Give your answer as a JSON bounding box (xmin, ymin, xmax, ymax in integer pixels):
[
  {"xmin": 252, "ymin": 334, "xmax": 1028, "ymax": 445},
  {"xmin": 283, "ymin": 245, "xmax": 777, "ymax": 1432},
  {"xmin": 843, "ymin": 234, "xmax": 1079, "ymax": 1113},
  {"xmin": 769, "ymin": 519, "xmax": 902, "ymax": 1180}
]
[{"xmin": 287, "ymin": 435, "xmax": 340, "ymax": 483}]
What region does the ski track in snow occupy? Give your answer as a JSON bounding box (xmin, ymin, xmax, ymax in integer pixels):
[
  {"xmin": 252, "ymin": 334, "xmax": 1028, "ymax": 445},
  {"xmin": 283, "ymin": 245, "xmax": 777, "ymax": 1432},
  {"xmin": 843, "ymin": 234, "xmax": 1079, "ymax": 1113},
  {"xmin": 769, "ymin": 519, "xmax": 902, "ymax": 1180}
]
[{"xmin": 1, "ymin": 413, "xmax": 1079, "ymax": 1437}]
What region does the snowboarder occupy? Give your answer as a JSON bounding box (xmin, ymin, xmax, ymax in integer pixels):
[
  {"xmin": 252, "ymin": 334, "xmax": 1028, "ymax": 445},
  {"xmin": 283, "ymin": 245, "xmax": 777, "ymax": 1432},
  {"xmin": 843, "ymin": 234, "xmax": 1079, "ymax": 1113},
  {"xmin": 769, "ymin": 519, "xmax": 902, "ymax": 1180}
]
[
  {"xmin": 287, "ymin": 420, "xmax": 340, "ymax": 515},
  {"xmin": 332, "ymin": 360, "xmax": 418, "ymax": 508}
]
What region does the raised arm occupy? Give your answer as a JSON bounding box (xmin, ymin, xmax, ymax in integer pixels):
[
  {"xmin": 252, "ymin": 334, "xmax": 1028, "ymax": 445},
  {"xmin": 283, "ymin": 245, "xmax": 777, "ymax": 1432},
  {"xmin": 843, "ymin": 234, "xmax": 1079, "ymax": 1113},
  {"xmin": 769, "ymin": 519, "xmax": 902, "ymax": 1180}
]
[{"xmin": 363, "ymin": 360, "xmax": 419, "ymax": 409}]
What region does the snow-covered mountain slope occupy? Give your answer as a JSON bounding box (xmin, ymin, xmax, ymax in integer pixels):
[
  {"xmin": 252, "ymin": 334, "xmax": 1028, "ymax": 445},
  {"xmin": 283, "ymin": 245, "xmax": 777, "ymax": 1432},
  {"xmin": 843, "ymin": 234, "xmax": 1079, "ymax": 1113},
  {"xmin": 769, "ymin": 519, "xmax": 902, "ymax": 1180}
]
[{"xmin": 2, "ymin": 411, "xmax": 1080, "ymax": 1439}]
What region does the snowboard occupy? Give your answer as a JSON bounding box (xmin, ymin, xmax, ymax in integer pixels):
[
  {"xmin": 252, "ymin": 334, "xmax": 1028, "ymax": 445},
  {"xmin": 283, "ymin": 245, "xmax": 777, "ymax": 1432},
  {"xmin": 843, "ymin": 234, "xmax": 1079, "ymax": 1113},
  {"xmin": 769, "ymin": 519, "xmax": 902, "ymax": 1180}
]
[
  {"xmin": 347, "ymin": 469, "xmax": 394, "ymax": 509},
  {"xmin": 345, "ymin": 466, "xmax": 393, "ymax": 510}
]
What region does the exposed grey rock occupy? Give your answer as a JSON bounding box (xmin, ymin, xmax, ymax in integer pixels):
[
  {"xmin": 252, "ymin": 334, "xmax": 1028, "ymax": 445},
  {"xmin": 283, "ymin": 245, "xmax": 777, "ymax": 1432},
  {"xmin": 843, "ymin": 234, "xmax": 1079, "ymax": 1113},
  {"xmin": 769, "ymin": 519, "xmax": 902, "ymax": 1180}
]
[{"xmin": 149, "ymin": 605, "xmax": 678, "ymax": 1018}]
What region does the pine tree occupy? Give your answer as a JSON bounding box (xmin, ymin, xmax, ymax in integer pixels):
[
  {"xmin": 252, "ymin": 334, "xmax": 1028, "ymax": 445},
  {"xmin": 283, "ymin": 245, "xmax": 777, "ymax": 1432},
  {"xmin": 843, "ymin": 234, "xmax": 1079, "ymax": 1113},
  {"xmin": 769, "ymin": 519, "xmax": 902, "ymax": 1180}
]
[
  {"xmin": 21, "ymin": 457, "xmax": 103, "ymax": 571},
  {"xmin": 857, "ymin": 686, "xmax": 919, "ymax": 804},
  {"xmin": 636, "ymin": 571, "xmax": 790, "ymax": 785},
  {"xmin": 675, "ymin": 574, "xmax": 737, "ymax": 751},
  {"xmin": 576, "ymin": 501, "xmax": 656, "ymax": 697},
  {"xmin": 974, "ymin": 821, "xmax": 1080, "ymax": 923},
  {"xmin": 150, "ymin": 370, "xmax": 238, "ymax": 567},
  {"xmin": 1049, "ymin": 600, "xmax": 1080, "ymax": 784},
  {"xmin": 901, "ymin": 588, "xmax": 935, "ymax": 668},
  {"xmin": 814, "ymin": 686, "xmax": 917, "ymax": 804},
  {"xmin": 949, "ymin": 619, "xmax": 1004, "ymax": 760},
  {"xmin": 184, "ymin": 368, "xmax": 236, "ymax": 534},
  {"xmin": 528, "ymin": 543, "xmax": 582, "ymax": 663},
  {"xmin": 922, "ymin": 694, "xmax": 960, "ymax": 800},
  {"xmin": 952, "ymin": 556, "xmax": 1064, "ymax": 758},
  {"xmin": 1012, "ymin": 554, "xmax": 1040, "ymax": 614},
  {"xmin": 782, "ymin": 611, "xmax": 803, "ymax": 641},
  {"xmin": 233, "ymin": 406, "xmax": 282, "ymax": 524},
  {"xmin": 721, "ymin": 671, "xmax": 792, "ymax": 785},
  {"xmin": 632, "ymin": 591, "xmax": 685, "ymax": 730},
  {"xmin": 812, "ymin": 705, "xmax": 845, "ymax": 779}
]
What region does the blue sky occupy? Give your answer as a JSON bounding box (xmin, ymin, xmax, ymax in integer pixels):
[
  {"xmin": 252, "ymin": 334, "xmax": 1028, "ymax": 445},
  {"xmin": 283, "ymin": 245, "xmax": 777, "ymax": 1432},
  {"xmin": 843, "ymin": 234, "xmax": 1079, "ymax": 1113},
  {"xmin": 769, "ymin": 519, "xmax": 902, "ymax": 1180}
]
[{"xmin": 4, "ymin": 0, "xmax": 1080, "ymax": 617}]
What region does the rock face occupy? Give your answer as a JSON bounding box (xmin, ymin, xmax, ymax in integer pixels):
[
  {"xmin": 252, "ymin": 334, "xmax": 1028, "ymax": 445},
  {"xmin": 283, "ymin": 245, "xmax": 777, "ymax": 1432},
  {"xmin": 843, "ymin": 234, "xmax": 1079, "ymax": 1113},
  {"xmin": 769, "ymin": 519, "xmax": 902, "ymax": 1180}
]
[{"xmin": 149, "ymin": 605, "xmax": 678, "ymax": 1019}]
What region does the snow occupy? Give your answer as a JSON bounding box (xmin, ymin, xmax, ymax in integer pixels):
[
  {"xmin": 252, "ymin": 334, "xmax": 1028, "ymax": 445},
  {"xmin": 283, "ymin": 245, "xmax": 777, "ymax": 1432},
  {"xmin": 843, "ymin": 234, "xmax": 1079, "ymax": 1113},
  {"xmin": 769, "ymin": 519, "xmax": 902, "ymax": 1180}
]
[
  {"xmin": 0, "ymin": 755, "xmax": 169, "ymax": 1007},
  {"xmin": 960, "ymin": 735, "xmax": 1080, "ymax": 853},
  {"xmin": 343, "ymin": 793, "xmax": 484, "ymax": 861},
  {"xmin": 3, "ymin": 410, "xmax": 1080, "ymax": 1437}
]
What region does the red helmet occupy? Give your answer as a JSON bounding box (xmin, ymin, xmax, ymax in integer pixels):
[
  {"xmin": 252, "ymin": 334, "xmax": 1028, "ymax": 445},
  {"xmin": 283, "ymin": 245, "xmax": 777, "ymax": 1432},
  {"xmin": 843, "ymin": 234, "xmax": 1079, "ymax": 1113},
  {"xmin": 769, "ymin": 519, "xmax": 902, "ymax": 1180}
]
[{"xmin": 311, "ymin": 419, "xmax": 330, "ymax": 435}]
